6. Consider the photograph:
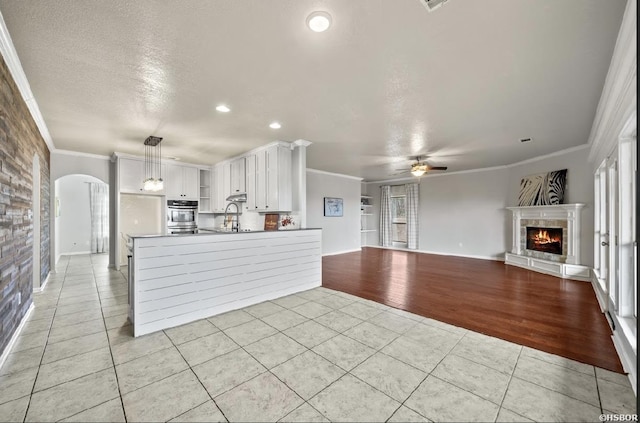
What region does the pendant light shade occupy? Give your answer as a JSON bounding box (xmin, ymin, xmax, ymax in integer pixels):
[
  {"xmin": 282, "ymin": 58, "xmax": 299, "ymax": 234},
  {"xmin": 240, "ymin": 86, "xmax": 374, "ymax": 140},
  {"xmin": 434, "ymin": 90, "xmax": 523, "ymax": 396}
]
[{"xmin": 143, "ymin": 136, "xmax": 163, "ymax": 191}]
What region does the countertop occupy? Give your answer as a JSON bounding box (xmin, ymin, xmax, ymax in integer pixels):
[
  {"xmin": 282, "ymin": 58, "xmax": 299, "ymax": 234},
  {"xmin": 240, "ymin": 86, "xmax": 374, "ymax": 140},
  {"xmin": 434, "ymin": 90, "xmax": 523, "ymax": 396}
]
[{"xmin": 127, "ymin": 228, "xmax": 321, "ymax": 239}]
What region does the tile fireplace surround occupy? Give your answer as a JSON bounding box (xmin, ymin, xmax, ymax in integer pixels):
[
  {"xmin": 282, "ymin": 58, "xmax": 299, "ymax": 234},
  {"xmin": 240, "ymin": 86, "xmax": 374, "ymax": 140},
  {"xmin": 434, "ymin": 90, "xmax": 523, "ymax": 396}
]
[{"xmin": 505, "ymin": 204, "xmax": 591, "ymax": 281}]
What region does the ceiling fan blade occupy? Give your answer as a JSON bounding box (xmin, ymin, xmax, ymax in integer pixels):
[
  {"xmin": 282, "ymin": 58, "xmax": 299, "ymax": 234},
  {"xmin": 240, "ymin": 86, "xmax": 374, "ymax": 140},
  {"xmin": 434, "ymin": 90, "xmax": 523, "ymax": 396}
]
[
  {"xmin": 394, "ymin": 168, "xmax": 411, "ymax": 171},
  {"xmin": 428, "ymin": 166, "xmax": 448, "ymax": 171}
]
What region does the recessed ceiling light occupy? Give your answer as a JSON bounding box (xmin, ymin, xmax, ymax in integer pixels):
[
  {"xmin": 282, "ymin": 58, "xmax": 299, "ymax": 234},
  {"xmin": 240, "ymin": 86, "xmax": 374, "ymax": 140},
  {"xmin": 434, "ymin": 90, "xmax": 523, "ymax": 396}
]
[
  {"xmin": 306, "ymin": 11, "xmax": 332, "ymax": 32},
  {"xmin": 269, "ymin": 122, "xmax": 282, "ymax": 129},
  {"xmin": 216, "ymin": 105, "xmax": 231, "ymax": 113}
]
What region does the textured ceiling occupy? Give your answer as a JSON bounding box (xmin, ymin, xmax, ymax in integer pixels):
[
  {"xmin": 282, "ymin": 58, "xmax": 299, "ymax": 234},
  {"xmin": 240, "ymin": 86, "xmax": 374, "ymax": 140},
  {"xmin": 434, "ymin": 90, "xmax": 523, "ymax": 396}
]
[{"xmin": 0, "ymin": 0, "xmax": 626, "ymax": 181}]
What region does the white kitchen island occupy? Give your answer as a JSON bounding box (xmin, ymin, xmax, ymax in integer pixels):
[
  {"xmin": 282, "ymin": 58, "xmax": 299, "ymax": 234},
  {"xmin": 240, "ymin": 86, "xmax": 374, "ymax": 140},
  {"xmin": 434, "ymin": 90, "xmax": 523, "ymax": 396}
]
[{"xmin": 128, "ymin": 229, "xmax": 322, "ymax": 336}]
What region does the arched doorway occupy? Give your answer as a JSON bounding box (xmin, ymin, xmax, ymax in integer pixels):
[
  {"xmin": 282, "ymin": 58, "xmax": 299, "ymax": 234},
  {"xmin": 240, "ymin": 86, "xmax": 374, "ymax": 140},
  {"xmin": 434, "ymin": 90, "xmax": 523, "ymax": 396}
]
[{"xmin": 54, "ymin": 174, "xmax": 109, "ymax": 265}]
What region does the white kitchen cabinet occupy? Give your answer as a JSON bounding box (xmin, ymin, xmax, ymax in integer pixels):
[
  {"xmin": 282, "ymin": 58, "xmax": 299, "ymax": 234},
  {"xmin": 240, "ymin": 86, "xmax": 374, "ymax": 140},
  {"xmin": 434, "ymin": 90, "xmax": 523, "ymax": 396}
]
[
  {"xmin": 222, "ymin": 162, "xmax": 231, "ymax": 204},
  {"xmin": 244, "ymin": 155, "xmax": 257, "ymax": 211},
  {"xmin": 119, "ymin": 157, "xmax": 145, "ymax": 193},
  {"xmin": 211, "ymin": 162, "xmax": 231, "ymax": 212},
  {"xmin": 164, "ymin": 164, "xmax": 199, "ymax": 200},
  {"xmin": 254, "ymin": 145, "xmax": 291, "ymax": 212},
  {"xmin": 183, "ymin": 167, "xmax": 199, "ymax": 198},
  {"xmin": 230, "ymin": 157, "xmax": 246, "ymax": 194}
]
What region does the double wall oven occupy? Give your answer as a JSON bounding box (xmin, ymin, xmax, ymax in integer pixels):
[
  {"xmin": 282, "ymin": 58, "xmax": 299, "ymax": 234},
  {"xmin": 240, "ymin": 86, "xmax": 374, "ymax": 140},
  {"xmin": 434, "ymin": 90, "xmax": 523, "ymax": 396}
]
[{"xmin": 167, "ymin": 200, "xmax": 198, "ymax": 234}]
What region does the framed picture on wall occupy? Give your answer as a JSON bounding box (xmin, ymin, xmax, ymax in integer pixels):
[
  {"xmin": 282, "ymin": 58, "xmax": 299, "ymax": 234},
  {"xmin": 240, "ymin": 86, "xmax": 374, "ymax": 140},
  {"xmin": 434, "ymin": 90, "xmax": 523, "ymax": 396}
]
[
  {"xmin": 264, "ymin": 213, "xmax": 279, "ymax": 231},
  {"xmin": 324, "ymin": 197, "xmax": 343, "ymax": 217}
]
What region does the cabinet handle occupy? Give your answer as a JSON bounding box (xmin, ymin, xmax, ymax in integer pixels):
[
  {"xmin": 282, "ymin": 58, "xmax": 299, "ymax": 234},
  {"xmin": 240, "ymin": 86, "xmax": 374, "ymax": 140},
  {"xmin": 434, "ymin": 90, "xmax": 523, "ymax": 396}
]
[{"xmin": 601, "ymin": 241, "xmax": 609, "ymax": 246}]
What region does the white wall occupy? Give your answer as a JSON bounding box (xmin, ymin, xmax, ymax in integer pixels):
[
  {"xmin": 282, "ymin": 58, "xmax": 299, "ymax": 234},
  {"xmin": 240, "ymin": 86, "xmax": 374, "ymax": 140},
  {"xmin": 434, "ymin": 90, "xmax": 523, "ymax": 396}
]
[
  {"xmin": 306, "ymin": 170, "xmax": 361, "ymax": 255},
  {"xmin": 365, "ymin": 168, "xmax": 509, "ymax": 260},
  {"xmin": 50, "ymin": 151, "xmax": 112, "ymax": 267},
  {"xmin": 364, "ymin": 146, "xmax": 593, "ymax": 263},
  {"xmin": 119, "ymin": 193, "xmax": 163, "ymax": 265},
  {"xmin": 56, "ymin": 174, "xmax": 103, "ymax": 257},
  {"xmin": 507, "ymin": 146, "xmax": 594, "ymax": 266},
  {"xmin": 50, "ymin": 151, "xmax": 110, "ymax": 183},
  {"xmin": 419, "ymin": 168, "xmax": 510, "ymax": 260}
]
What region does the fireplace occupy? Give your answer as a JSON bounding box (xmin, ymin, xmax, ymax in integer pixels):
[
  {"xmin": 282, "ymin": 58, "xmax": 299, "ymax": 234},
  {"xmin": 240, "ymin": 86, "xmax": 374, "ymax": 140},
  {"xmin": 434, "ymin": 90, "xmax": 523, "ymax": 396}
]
[
  {"xmin": 526, "ymin": 226, "xmax": 563, "ymax": 255},
  {"xmin": 505, "ymin": 204, "xmax": 590, "ymax": 281}
]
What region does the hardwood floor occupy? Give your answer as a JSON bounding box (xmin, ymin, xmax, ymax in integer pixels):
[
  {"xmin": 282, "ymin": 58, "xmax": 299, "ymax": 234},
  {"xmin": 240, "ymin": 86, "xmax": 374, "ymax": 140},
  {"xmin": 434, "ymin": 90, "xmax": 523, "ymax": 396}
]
[{"xmin": 322, "ymin": 247, "xmax": 624, "ymax": 373}]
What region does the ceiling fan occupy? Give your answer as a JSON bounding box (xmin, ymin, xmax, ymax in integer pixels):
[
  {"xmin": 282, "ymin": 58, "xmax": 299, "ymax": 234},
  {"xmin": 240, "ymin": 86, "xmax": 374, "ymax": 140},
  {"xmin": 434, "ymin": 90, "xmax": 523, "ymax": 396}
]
[{"xmin": 393, "ymin": 156, "xmax": 448, "ymax": 177}]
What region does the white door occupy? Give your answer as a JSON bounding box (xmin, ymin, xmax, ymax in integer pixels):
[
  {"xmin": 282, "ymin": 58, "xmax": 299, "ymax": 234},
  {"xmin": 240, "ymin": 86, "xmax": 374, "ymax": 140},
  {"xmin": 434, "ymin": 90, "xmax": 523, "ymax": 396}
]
[
  {"xmin": 596, "ymin": 164, "xmax": 609, "ymax": 294},
  {"xmin": 607, "ymin": 155, "xmax": 619, "ymax": 312}
]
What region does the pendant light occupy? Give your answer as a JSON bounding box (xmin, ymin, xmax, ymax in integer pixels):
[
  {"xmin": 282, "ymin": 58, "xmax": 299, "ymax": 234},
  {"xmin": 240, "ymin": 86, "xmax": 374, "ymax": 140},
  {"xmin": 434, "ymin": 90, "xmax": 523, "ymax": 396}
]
[{"xmin": 143, "ymin": 136, "xmax": 163, "ymax": 191}]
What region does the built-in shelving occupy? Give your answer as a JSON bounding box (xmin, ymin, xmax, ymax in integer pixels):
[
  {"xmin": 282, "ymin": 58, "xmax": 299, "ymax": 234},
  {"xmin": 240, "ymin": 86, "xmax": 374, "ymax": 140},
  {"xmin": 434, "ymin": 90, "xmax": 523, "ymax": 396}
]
[
  {"xmin": 360, "ymin": 195, "xmax": 376, "ymax": 243},
  {"xmin": 199, "ymin": 169, "xmax": 212, "ymax": 213}
]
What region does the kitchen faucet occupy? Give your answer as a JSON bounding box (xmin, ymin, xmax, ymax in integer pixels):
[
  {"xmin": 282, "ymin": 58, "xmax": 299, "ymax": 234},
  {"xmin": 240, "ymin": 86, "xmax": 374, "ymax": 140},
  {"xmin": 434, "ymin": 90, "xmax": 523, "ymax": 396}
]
[{"xmin": 224, "ymin": 202, "xmax": 240, "ymax": 232}]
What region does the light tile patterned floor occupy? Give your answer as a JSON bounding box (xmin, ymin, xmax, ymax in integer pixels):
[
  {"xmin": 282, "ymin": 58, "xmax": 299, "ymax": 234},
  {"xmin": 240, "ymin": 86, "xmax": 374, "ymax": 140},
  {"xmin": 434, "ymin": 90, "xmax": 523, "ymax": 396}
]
[{"xmin": 0, "ymin": 254, "xmax": 636, "ymax": 422}]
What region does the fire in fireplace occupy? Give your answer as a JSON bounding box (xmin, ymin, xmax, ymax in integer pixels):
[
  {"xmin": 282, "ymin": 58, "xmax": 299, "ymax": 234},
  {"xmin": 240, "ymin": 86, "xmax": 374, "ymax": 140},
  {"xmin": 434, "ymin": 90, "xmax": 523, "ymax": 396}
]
[{"xmin": 526, "ymin": 226, "xmax": 563, "ymax": 255}]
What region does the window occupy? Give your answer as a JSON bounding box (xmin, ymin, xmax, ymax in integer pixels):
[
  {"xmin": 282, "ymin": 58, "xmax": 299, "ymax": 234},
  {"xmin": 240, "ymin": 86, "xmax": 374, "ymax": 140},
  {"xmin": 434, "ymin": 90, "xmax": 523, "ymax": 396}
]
[
  {"xmin": 593, "ymin": 136, "xmax": 637, "ymax": 351},
  {"xmin": 390, "ymin": 185, "xmax": 407, "ymax": 245}
]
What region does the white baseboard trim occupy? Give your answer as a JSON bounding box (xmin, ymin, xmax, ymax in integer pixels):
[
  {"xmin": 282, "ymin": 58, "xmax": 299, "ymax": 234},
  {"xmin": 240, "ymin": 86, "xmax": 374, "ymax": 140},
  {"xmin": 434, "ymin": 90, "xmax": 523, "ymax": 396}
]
[
  {"xmin": 366, "ymin": 245, "xmax": 505, "ymax": 262},
  {"xmin": 33, "ymin": 272, "xmax": 50, "ymax": 293},
  {"xmin": 0, "ymin": 303, "xmax": 34, "ymax": 372},
  {"xmin": 323, "ymin": 248, "xmax": 362, "ymax": 257},
  {"xmin": 611, "ymin": 332, "xmax": 637, "ymax": 396},
  {"xmin": 60, "ymin": 251, "xmax": 92, "ymax": 256},
  {"xmin": 590, "ymin": 273, "xmax": 608, "ymax": 313}
]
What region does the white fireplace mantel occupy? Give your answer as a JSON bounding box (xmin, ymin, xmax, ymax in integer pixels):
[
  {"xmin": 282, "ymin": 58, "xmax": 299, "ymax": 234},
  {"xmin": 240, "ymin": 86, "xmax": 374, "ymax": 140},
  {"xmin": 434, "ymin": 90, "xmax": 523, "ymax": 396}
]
[{"xmin": 505, "ymin": 203, "xmax": 590, "ymax": 281}]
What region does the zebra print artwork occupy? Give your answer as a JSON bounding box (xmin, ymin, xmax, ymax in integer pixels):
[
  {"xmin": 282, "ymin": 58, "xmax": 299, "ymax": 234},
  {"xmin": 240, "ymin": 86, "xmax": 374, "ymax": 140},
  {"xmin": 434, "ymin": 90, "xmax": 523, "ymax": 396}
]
[{"xmin": 518, "ymin": 169, "xmax": 567, "ymax": 206}]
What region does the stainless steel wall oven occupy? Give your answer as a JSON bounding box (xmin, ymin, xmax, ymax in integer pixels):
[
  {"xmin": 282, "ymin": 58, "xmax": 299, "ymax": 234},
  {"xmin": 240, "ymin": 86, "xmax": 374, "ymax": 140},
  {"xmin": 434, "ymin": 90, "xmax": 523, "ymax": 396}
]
[{"xmin": 167, "ymin": 200, "xmax": 198, "ymax": 234}]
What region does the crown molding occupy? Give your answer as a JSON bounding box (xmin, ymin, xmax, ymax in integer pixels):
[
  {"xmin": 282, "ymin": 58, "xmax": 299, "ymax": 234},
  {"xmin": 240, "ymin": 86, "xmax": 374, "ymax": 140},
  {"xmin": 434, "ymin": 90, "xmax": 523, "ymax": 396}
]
[
  {"xmin": 306, "ymin": 168, "xmax": 363, "ymax": 181},
  {"xmin": 587, "ymin": 0, "xmax": 637, "ymax": 165},
  {"xmin": 0, "ymin": 10, "xmax": 55, "ymax": 153},
  {"xmin": 53, "ymin": 149, "xmax": 111, "ymax": 161},
  {"xmin": 506, "ymin": 144, "xmax": 589, "ymax": 168}
]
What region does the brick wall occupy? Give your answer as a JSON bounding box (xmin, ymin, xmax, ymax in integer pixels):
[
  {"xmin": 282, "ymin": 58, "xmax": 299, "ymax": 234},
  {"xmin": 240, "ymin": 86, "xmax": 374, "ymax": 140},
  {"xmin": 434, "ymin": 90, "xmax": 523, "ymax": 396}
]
[{"xmin": 0, "ymin": 55, "xmax": 50, "ymax": 355}]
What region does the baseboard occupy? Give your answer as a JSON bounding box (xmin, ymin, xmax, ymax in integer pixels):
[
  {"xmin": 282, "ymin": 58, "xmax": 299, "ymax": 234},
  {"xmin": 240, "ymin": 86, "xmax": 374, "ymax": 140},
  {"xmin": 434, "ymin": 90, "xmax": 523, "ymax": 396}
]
[
  {"xmin": 366, "ymin": 245, "xmax": 505, "ymax": 262},
  {"xmin": 0, "ymin": 303, "xmax": 34, "ymax": 372},
  {"xmin": 323, "ymin": 248, "xmax": 362, "ymax": 257},
  {"xmin": 611, "ymin": 332, "xmax": 637, "ymax": 396},
  {"xmin": 60, "ymin": 251, "xmax": 92, "ymax": 256},
  {"xmin": 590, "ymin": 273, "xmax": 608, "ymax": 313},
  {"xmin": 33, "ymin": 272, "xmax": 50, "ymax": 293}
]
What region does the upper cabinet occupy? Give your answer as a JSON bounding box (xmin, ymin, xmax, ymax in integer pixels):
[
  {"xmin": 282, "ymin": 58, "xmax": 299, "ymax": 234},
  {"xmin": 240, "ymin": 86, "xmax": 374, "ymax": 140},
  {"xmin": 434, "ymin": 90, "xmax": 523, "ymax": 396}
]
[
  {"xmin": 164, "ymin": 164, "xmax": 198, "ymax": 200},
  {"xmin": 230, "ymin": 158, "xmax": 246, "ymax": 194},
  {"xmin": 116, "ymin": 142, "xmax": 294, "ymax": 213},
  {"xmin": 211, "ymin": 162, "xmax": 231, "ymax": 213},
  {"xmin": 118, "ymin": 157, "xmax": 146, "ymax": 193},
  {"xmin": 244, "ymin": 155, "xmax": 257, "ymax": 211},
  {"xmin": 253, "ymin": 145, "xmax": 291, "ymax": 212}
]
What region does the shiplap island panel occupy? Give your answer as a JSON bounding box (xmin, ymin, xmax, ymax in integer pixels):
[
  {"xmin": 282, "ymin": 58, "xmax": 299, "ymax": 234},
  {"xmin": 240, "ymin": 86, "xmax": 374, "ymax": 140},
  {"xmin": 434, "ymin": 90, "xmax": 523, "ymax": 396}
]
[{"xmin": 129, "ymin": 229, "xmax": 322, "ymax": 336}]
